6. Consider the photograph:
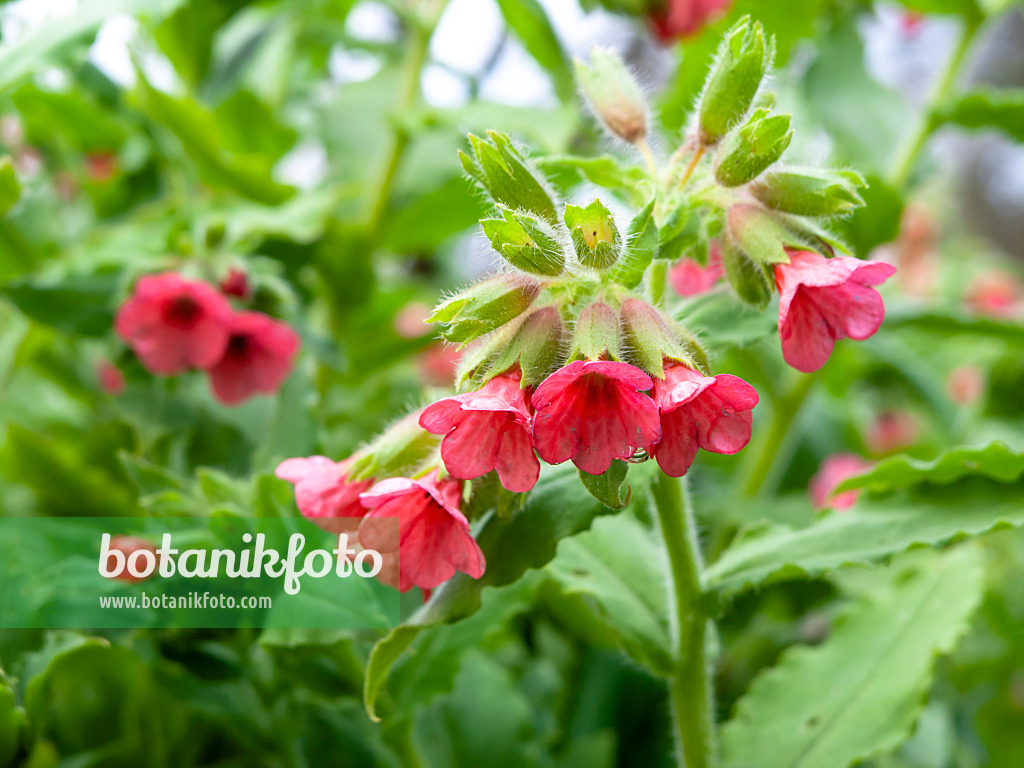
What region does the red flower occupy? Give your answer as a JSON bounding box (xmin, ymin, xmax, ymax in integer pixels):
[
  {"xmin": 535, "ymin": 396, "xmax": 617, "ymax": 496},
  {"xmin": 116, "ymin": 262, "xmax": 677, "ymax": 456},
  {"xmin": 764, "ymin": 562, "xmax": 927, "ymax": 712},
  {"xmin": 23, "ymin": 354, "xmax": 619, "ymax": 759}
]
[
  {"xmin": 651, "ymin": 363, "xmax": 758, "ymax": 477},
  {"xmin": 775, "ymin": 251, "xmax": 896, "ymax": 373},
  {"xmin": 85, "ymin": 152, "xmax": 118, "ymax": 182},
  {"xmin": 359, "ymin": 471, "xmax": 485, "ymax": 592},
  {"xmin": 947, "ymin": 365, "xmax": 984, "ymax": 406},
  {"xmin": 809, "ymin": 454, "xmax": 872, "ymax": 511},
  {"xmin": 418, "ymin": 342, "xmax": 461, "ymax": 387},
  {"xmin": 275, "ymin": 456, "xmax": 374, "ymax": 519},
  {"xmin": 97, "ymin": 361, "xmax": 126, "ymax": 396},
  {"xmin": 671, "ymin": 243, "xmax": 724, "ymax": 297},
  {"xmin": 207, "ymin": 311, "xmax": 300, "ymax": 405},
  {"xmin": 219, "ymin": 267, "xmax": 251, "ymax": 299},
  {"xmin": 865, "ymin": 410, "xmax": 918, "ymax": 455},
  {"xmin": 104, "ymin": 535, "xmax": 158, "ymax": 583},
  {"xmin": 649, "ymin": 0, "xmax": 731, "ymax": 43},
  {"xmin": 115, "ymin": 273, "xmax": 233, "ymax": 375},
  {"xmin": 965, "ymin": 271, "xmax": 1021, "ymax": 319},
  {"xmin": 532, "ymin": 360, "xmax": 661, "ymax": 476},
  {"xmin": 420, "ymin": 370, "xmax": 539, "ymax": 493}
]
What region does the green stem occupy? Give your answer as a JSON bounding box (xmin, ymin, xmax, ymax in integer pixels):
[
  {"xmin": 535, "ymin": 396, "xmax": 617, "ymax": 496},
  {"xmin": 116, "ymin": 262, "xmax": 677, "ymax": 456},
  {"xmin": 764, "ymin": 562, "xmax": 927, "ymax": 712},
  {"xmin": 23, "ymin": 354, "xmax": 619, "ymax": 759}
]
[
  {"xmin": 649, "ymin": 260, "xmax": 668, "ymax": 308},
  {"xmin": 651, "ymin": 473, "xmax": 715, "ymax": 768},
  {"xmin": 887, "ymin": 15, "xmax": 980, "ymax": 191},
  {"xmin": 740, "ymin": 371, "xmax": 817, "ymax": 497},
  {"xmin": 364, "ymin": 2, "xmax": 447, "ymax": 239}
]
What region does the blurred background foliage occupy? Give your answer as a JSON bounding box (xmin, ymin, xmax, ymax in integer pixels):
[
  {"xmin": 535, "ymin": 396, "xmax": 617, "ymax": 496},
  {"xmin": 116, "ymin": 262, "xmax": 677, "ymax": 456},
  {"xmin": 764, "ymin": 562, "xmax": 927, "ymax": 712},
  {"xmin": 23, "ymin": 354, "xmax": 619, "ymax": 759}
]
[{"xmin": 0, "ymin": 0, "xmax": 1023, "ymax": 766}]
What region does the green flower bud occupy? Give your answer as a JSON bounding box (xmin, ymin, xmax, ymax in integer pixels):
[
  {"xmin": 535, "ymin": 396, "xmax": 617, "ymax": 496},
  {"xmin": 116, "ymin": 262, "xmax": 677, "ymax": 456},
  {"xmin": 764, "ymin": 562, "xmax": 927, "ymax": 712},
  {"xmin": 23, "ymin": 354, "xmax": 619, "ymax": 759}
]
[
  {"xmin": 459, "ymin": 131, "xmax": 559, "ymax": 222},
  {"xmin": 697, "ymin": 16, "xmax": 774, "ymax": 146},
  {"xmin": 481, "ymin": 208, "xmax": 566, "ymax": 276},
  {"xmin": 480, "ymin": 305, "xmax": 567, "ymax": 386},
  {"xmin": 720, "ymin": 235, "xmax": 775, "ymax": 309},
  {"xmin": 346, "ymin": 411, "xmax": 440, "ymax": 481},
  {"xmin": 751, "ymin": 168, "xmax": 867, "ymax": 216},
  {"xmin": 569, "ymin": 302, "xmax": 621, "ymax": 361},
  {"xmin": 619, "ymin": 298, "xmax": 706, "ymax": 378},
  {"xmin": 574, "ymin": 47, "xmax": 648, "ymax": 144},
  {"xmin": 429, "ymin": 275, "xmax": 541, "ymax": 345},
  {"xmin": 564, "ymin": 199, "xmax": 621, "ymax": 270},
  {"xmin": 714, "ymin": 108, "xmax": 792, "ymax": 187}
]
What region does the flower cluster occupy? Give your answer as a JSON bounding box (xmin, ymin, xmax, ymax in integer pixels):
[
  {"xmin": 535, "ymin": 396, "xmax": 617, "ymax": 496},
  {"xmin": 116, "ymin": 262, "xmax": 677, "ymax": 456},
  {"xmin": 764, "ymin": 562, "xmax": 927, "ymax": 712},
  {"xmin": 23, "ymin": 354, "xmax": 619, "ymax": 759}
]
[{"xmin": 116, "ymin": 272, "xmax": 300, "ymax": 405}]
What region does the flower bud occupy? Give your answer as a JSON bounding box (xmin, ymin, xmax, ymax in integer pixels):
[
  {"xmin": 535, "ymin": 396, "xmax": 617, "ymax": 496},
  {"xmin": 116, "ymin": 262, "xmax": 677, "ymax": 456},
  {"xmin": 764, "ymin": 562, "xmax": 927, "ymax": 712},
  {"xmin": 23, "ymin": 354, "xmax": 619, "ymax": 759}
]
[
  {"xmin": 481, "ymin": 208, "xmax": 566, "ymax": 276},
  {"xmin": 459, "ymin": 131, "xmax": 559, "ymax": 222},
  {"xmin": 725, "ymin": 203, "xmax": 797, "ymax": 267},
  {"xmin": 751, "ymin": 168, "xmax": 866, "ymax": 217},
  {"xmin": 721, "ymin": 233, "xmax": 774, "ymax": 309},
  {"xmin": 569, "ymin": 302, "xmax": 621, "ymax": 361},
  {"xmin": 619, "ymin": 298, "xmax": 706, "ymax": 377},
  {"xmin": 574, "ymin": 47, "xmax": 648, "ymax": 144},
  {"xmin": 564, "ymin": 199, "xmax": 621, "ymax": 270},
  {"xmin": 429, "ymin": 275, "xmax": 541, "ymax": 345},
  {"xmin": 697, "ymin": 16, "xmax": 773, "ymax": 146},
  {"xmin": 481, "ymin": 305, "xmax": 567, "ymax": 386},
  {"xmin": 714, "ymin": 108, "xmax": 792, "ymax": 187},
  {"xmin": 347, "ymin": 411, "xmax": 440, "ymax": 482}
]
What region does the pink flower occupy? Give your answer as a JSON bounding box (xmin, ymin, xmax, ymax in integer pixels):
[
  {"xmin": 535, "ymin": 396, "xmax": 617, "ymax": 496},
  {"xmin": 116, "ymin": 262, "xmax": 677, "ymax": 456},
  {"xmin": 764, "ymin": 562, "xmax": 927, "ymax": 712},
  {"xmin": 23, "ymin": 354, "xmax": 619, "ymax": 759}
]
[
  {"xmin": 207, "ymin": 311, "xmax": 300, "ymax": 405},
  {"xmin": 219, "ymin": 268, "xmax": 250, "ymax": 299},
  {"xmin": 420, "ymin": 370, "xmax": 539, "ymax": 493},
  {"xmin": 651, "ymin": 363, "xmax": 758, "ymax": 477},
  {"xmin": 671, "ymin": 243, "xmax": 724, "ymax": 297},
  {"xmin": 965, "ymin": 271, "xmax": 1021, "ymax": 319},
  {"xmin": 359, "ymin": 471, "xmax": 485, "ymax": 592},
  {"xmin": 532, "ymin": 360, "xmax": 662, "ymax": 476},
  {"xmin": 97, "ymin": 361, "xmax": 126, "ymax": 396},
  {"xmin": 275, "ymin": 456, "xmax": 374, "ymax": 519},
  {"xmin": 648, "ymin": 0, "xmax": 731, "ymax": 42},
  {"xmin": 947, "ymin": 365, "xmax": 984, "ymax": 406},
  {"xmin": 115, "ymin": 273, "xmax": 233, "ymax": 375},
  {"xmin": 809, "ymin": 454, "xmax": 872, "ymax": 511},
  {"xmin": 418, "ymin": 342, "xmax": 461, "ymax": 387},
  {"xmin": 775, "ymin": 251, "xmax": 897, "ymax": 373},
  {"xmin": 865, "ymin": 410, "xmax": 918, "ymax": 455}
]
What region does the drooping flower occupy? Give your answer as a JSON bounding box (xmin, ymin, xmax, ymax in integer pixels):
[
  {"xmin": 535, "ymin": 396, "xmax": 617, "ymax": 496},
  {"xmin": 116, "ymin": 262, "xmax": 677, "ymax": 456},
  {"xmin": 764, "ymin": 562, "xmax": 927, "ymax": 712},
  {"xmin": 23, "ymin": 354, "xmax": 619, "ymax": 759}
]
[
  {"xmin": 651, "ymin": 363, "xmax": 758, "ymax": 477},
  {"xmin": 275, "ymin": 456, "xmax": 374, "ymax": 519},
  {"xmin": 532, "ymin": 360, "xmax": 662, "ymax": 475},
  {"xmin": 97, "ymin": 361, "xmax": 126, "ymax": 396},
  {"xmin": 671, "ymin": 242, "xmax": 724, "ymax": 297},
  {"xmin": 775, "ymin": 251, "xmax": 897, "ymax": 373},
  {"xmin": 115, "ymin": 272, "xmax": 233, "ymax": 375},
  {"xmin": 420, "ymin": 370, "xmax": 539, "ymax": 493},
  {"xmin": 359, "ymin": 471, "xmax": 485, "ymax": 592},
  {"xmin": 207, "ymin": 311, "xmax": 301, "ymax": 405},
  {"xmin": 649, "ymin": 0, "xmax": 732, "ymax": 43},
  {"xmin": 219, "ymin": 267, "xmax": 251, "ymax": 299},
  {"xmin": 809, "ymin": 454, "xmax": 872, "ymax": 511}
]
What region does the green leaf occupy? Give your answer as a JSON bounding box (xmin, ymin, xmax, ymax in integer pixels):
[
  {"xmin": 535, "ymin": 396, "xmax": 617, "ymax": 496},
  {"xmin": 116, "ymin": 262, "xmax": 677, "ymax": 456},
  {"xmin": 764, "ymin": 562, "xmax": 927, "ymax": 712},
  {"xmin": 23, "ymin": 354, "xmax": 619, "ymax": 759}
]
[
  {"xmin": 704, "ymin": 477, "xmax": 1024, "ymax": 601},
  {"xmin": 544, "ymin": 514, "xmax": 672, "ymax": 674},
  {"xmin": 884, "ymin": 308, "xmax": 1024, "ymax": 344},
  {"xmin": 721, "ymin": 546, "xmax": 984, "ymax": 768},
  {"xmin": 937, "ymin": 88, "xmax": 1024, "ymax": 143},
  {"xmin": 0, "ymin": 270, "xmax": 119, "ymax": 337},
  {"xmin": 835, "ymin": 442, "xmax": 1024, "ymax": 494},
  {"xmin": 610, "ymin": 199, "xmax": 658, "ymax": 288},
  {"xmin": 578, "ymin": 460, "xmax": 631, "ymax": 509},
  {"xmin": 833, "ymin": 174, "xmax": 903, "ymax": 258},
  {"xmin": 494, "ymin": 0, "xmax": 574, "ymax": 100},
  {"xmin": 536, "ymin": 154, "xmax": 650, "ymax": 204},
  {"xmin": 0, "ymin": 679, "xmax": 23, "ymax": 767},
  {"xmin": 0, "ymin": 158, "xmax": 21, "ymax": 217}
]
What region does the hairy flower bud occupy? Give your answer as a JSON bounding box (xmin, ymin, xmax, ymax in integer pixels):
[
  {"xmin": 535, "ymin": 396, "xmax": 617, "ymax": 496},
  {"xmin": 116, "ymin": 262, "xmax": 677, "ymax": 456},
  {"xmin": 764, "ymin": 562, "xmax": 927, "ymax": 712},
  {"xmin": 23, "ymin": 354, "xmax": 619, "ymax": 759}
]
[
  {"xmin": 619, "ymin": 298, "xmax": 706, "ymax": 377},
  {"xmin": 697, "ymin": 16, "xmax": 773, "ymax": 146},
  {"xmin": 481, "ymin": 208, "xmax": 566, "ymax": 276},
  {"xmin": 346, "ymin": 411, "xmax": 440, "ymax": 482},
  {"xmin": 564, "ymin": 199, "xmax": 621, "ymax": 270},
  {"xmin": 570, "ymin": 302, "xmax": 621, "ymax": 362},
  {"xmin": 714, "ymin": 108, "xmax": 792, "ymax": 187},
  {"xmin": 574, "ymin": 47, "xmax": 648, "ymax": 144},
  {"xmin": 751, "ymin": 168, "xmax": 866, "ymax": 217},
  {"xmin": 459, "ymin": 131, "xmax": 559, "ymax": 222},
  {"xmin": 429, "ymin": 275, "xmax": 541, "ymax": 345},
  {"xmin": 480, "ymin": 305, "xmax": 566, "ymax": 386}
]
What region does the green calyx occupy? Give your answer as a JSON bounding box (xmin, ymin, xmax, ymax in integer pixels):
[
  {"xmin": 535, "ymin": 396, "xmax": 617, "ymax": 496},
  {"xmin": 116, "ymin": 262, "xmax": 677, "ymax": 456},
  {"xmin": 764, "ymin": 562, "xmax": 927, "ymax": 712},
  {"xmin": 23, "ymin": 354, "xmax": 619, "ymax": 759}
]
[
  {"xmin": 715, "ymin": 108, "xmax": 792, "ymax": 187},
  {"xmin": 574, "ymin": 47, "xmax": 648, "ymax": 144},
  {"xmin": 751, "ymin": 167, "xmax": 867, "ymax": 217},
  {"xmin": 481, "ymin": 208, "xmax": 567, "ymax": 276},
  {"xmin": 460, "ymin": 130, "xmax": 559, "ymax": 222},
  {"xmin": 429, "ymin": 275, "xmax": 541, "ymax": 345},
  {"xmin": 565, "ymin": 199, "xmax": 622, "ymax": 270}
]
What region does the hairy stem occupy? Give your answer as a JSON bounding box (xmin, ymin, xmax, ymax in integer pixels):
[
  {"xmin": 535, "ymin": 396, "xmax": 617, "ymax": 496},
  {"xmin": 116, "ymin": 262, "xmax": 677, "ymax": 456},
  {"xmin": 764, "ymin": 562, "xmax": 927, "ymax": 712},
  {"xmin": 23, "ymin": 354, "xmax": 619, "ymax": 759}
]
[
  {"xmin": 652, "ymin": 472, "xmax": 715, "ymax": 768},
  {"xmin": 887, "ymin": 15, "xmax": 980, "ymax": 191}
]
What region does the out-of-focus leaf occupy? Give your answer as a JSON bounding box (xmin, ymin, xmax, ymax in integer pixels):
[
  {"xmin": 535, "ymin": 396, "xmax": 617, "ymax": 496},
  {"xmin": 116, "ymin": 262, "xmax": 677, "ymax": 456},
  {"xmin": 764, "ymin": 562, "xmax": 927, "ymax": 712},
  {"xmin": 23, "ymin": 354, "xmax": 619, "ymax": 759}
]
[
  {"xmin": 0, "ymin": 159, "xmax": 20, "ymax": 217},
  {"xmin": 833, "ymin": 174, "xmax": 903, "ymax": 258},
  {"xmin": 937, "ymin": 88, "xmax": 1024, "ymax": 143},
  {"xmin": 494, "ymin": 0, "xmax": 574, "ymax": 100},
  {"xmin": 0, "ymin": 271, "xmax": 119, "ymax": 337},
  {"xmin": 136, "ymin": 80, "xmax": 294, "ymax": 204},
  {"xmin": 0, "ymin": 679, "xmax": 23, "ymax": 767},
  {"xmin": 704, "ymin": 476, "xmax": 1024, "ymax": 601},
  {"xmin": 891, "ymin": 0, "xmax": 982, "ymax": 14},
  {"xmin": 0, "ymin": 0, "xmax": 186, "ymax": 93},
  {"xmin": 802, "ymin": 16, "xmax": 907, "ymax": 173},
  {"xmin": 885, "ymin": 309, "xmax": 1024, "ymax": 344},
  {"xmin": 721, "ymin": 546, "xmax": 984, "ymax": 768},
  {"xmin": 545, "ymin": 515, "xmax": 672, "ymax": 674},
  {"xmin": 676, "ymin": 290, "xmax": 777, "ymax": 352},
  {"xmin": 12, "ymin": 84, "xmax": 129, "ymax": 153}
]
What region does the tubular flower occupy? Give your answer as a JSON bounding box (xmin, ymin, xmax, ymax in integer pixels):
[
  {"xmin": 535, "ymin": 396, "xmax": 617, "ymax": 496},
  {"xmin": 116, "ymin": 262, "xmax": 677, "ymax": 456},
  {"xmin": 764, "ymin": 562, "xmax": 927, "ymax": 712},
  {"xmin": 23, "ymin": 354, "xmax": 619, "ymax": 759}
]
[
  {"xmin": 207, "ymin": 311, "xmax": 301, "ymax": 405},
  {"xmin": 532, "ymin": 360, "xmax": 662, "ymax": 476},
  {"xmin": 420, "ymin": 370, "xmax": 539, "ymax": 493},
  {"xmin": 275, "ymin": 456, "xmax": 374, "ymax": 519},
  {"xmin": 651, "ymin": 363, "xmax": 758, "ymax": 477},
  {"xmin": 670, "ymin": 247, "xmax": 724, "ymax": 297},
  {"xmin": 809, "ymin": 453, "xmax": 873, "ymax": 511},
  {"xmin": 649, "ymin": 0, "xmax": 732, "ymax": 43},
  {"xmin": 115, "ymin": 272, "xmax": 233, "ymax": 375},
  {"xmin": 774, "ymin": 251, "xmax": 896, "ymax": 373},
  {"xmin": 359, "ymin": 471, "xmax": 485, "ymax": 592}
]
